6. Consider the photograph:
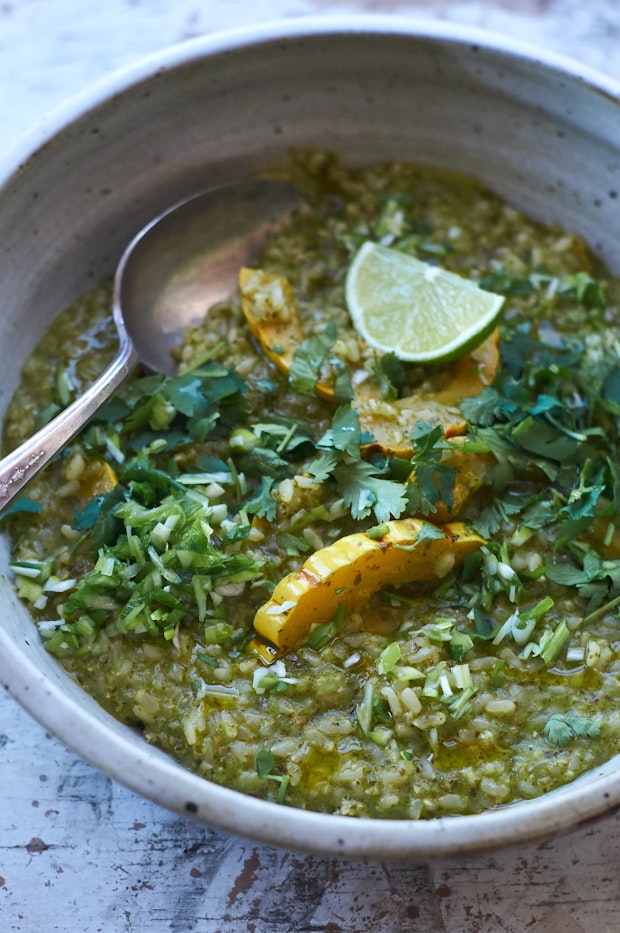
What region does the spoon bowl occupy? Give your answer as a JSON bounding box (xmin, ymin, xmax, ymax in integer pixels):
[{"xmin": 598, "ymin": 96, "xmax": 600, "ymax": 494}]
[
  {"xmin": 0, "ymin": 179, "xmax": 305, "ymax": 511},
  {"xmin": 116, "ymin": 179, "xmax": 306, "ymax": 375}
]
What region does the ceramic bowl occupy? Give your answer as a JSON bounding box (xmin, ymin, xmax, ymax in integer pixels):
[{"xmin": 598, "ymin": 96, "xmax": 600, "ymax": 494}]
[{"xmin": 2, "ymin": 17, "xmax": 620, "ymax": 860}]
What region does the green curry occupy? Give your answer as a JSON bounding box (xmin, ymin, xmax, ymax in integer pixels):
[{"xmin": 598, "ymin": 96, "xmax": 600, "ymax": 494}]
[{"xmin": 3, "ymin": 152, "xmax": 620, "ymax": 819}]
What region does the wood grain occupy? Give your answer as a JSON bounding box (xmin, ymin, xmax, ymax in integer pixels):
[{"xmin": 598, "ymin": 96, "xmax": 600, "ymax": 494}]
[{"xmin": 3, "ymin": 687, "xmax": 620, "ymax": 932}]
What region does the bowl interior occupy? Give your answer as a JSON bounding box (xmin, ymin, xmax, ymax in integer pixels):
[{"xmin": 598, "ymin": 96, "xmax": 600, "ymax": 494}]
[{"xmin": 2, "ymin": 20, "xmax": 620, "ymax": 858}]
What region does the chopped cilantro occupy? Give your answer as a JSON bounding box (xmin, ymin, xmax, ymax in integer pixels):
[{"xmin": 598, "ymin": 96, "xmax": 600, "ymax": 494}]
[
  {"xmin": 0, "ymin": 496, "xmax": 42, "ymax": 527},
  {"xmin": 318, "ymin": 405, "xmax": 362, "ymax": 457},
  {"xmin": 333, "ymin": 459, "xmax": 408, "ymax": 523},
  {"xmin": 256, "ymin": 749, "xmax": 290, "ymax": 803},
  {"xmin": 543, "ymin": 714, "xmax": 601, "ymax": 746},
  {"xmin": 405, "ymin": 423, "xmax": 457, "ymax": 518},
  {"xmin": 372, "ymin": 351, "xmax": 405, "ymax": 400},
  {"xmin": 355, "ymin": 680, "xmax": 374, "ymax": 736},
  {"xmin": 560, "ymin": 271, "xmax": 607, "ymax": 313},
  {"xmin": 478, "ymin": 265, "xmax": 534, "ymax": 297},
  {"xmin": 376, "ymin": 641, "xmax": 401, "ymax": 675},
  {"xmin": 289, "ymin": 322, "xmax": 336, "ymax": 396}
]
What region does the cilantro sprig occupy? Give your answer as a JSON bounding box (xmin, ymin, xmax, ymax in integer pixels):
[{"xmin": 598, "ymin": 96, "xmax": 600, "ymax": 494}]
[
  {"xmin": 306, "ymin": 408, "xmax": 459, "ymax": 525},
  {"xmin": 543, "ymin": 713, "xmax": 601, "ymax": 746},
  {"xmin": 256, "ymin": 749, "xmax": 290, "ymax": 803},
  {"xmin": 463, "ymin": 325, "xmax": 620, "ymax": 546}
]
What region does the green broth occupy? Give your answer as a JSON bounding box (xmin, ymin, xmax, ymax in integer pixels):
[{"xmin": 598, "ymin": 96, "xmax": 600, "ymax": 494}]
[{"xmin": 4, "ymin": 151, "xmax": 620, "ymax": 819}]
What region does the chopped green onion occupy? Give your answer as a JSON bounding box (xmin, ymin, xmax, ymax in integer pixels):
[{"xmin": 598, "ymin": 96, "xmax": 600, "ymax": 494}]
[
  {"xmin": 203, "ymin": 622, "xmax": 234, "ymax": 644},
  {"xmin": 452, "ymin": 663, "xmax": 473, "ymax": 690},
  {"xmin": 366, "ymin": 522, "xmax": 389, "ymax": 540},
  {"xmin": 9, "ymin": 561, "xmax": 45, "ymax": 579},
  {"xmin": 416, "ymin": 617, "xmax": 453, "ymax": 643},
  {"xmin": 368, "ymin": 727, "xmax": 393, "ymax": 746},
  {"xmin": 449, "ymin": 629, "xmax": 474, "ymax": 661},
  {"xmin": 376, "ymin": 641, "xmax": 401, "ymax": 675},
  {"xmin": 490, "ymin": 658, "xmax": 506, "ymax": 686},
  {"xmin": 512, "ymin": 617, "xmax": 537, "ymax": 647},
  {"xmin": 492, "ymin": 612, "xmax": 519, "ymax": 646},
  {"xmin": 306, "ymin": 604, "xmax": 345, "ymax": 649},
  {"xmin": 422, "ymin": 662, "xmax": 446, "ymax": 699},
  {"xmin": 442, "ymin": 685, "xmax": 476, "ymax": 720},
  {"xmin": 393, "ymin": 664, "xmax": 425, "ymax": 682},
  {"xmin": 540, "ymin": 620, "xmax": 572, "ymax": 665},
  {"xmin": 356, "ymin": 681, "xmax": 374, "ymax": 736}
]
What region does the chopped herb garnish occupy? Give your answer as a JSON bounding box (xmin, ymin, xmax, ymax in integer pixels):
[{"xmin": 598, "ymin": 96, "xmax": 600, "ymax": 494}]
[
  {"xmin": 306, "ymin": 604, "xmax": 346, "ymax": 650},
  {"xmin": 256, "ymin": 749, "xmax": 290, "ymax": 803},
  {"xmin": 0, "ymin": 496, "xmax": 42, "ymax": 527},
  {"xmin": 543, "ymin": 714, "xmax": 601, "ymax": 746},
  {"xmin": 289, "ymin": 322, "xmax": 336, "ymax": 396}
]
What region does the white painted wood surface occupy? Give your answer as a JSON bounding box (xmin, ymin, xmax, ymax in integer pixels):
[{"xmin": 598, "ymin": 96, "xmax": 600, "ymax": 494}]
[{"xmin": 2, "ymin": 2, "xmax": 620, "ymax": 929}]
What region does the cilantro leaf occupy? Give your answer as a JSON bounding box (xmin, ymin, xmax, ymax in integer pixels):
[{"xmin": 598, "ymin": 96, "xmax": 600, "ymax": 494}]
[
  {"xmin": 460, "ymin": 387, "xmax": 510, "ymax": 427},
  {"xmin": 372, "ymin": 351, "xmax": 405, "ymax": 400},
  {"xmin": 256, "ymin": 748, "xmax": 289, "ymax": 803},
  {"xmin": 560, "ymin": 272, "xmax": 606, "ymax": 312},
  {"xmin": 471, "ymin": 493, "xmax": 529, "ymax": 539},
  {"xmin": 405, "ymin": 423, "xmax": 457, "ymax": 517},
  {"xmin": 289, "ymin": 322, "xmax": 336, "ymax": 396},
  {"xmin": 318, "ymin": 405, "xmax": 362, "ymax": 457},
  {"xmin": 511, "ymin": 416, "xmax": 581, "ymax": 463},
  {"xmin": 72, "ymin": 496, "xmax": 106, "ymax": 531},
  {"xmin": 543, "ymin": 713, "xmax": 601, "ymax": 746},
  {"xmin": 245, "ymin": 476, "xmax": 277, "ymax": 521},
  {"xmin": 0, "ymin": 496, "xmax": 42, "ymax": 526},
  {"xmin": 333, "ymin": 460, "xmax": 407, "ymax": 523},
  {"xmin": 305, "ymin": 450, "xmax": 339, "ymax": 484},
  {"xmin": 408, "ymin": 523, "xmax": 447, "ymax": 546},
  {"xmin": 478, "ymin": 266, "xmax": 534, "ymax": 297},
  {"xmin": 256, "ymin": 749, "xmax": 276, "ymax": 776},
  {"xmin": 562, "ymin": 460, "xmax": 607, "ymax": 520}
]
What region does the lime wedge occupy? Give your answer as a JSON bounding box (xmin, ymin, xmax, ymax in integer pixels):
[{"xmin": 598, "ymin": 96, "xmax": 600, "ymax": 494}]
[{"xmin": 345, "ymin": 242, "xmax": 504, "ymax": 364}]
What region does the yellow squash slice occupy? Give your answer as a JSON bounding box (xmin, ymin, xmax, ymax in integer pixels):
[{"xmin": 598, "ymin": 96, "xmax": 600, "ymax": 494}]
[
  {"xmin": 357, "ymin": 329, "xmax": 499, "ymax": 458},
  {"xmin": 424, "ymin": 438, "xmax": 496, "ymax": 524},
  {"xmin": 241, "ymin": 267, "xmax": 497, "ymax": 518},
  {"xmin": 240, "ymin": 266, "xmax": 337, "ymax": 402},
  {"xmin": 240, "ymin": 267, "xmax": 303, "ymax": 375},
  {"xmin": 253, "ymin": 519, "xmax": 484, "ymax": 656},
  {"xmin": 240, "ymin": 266, "xmax": 499, "ymax": 458},
  {"xmin": 78, "ymin": 458, "xmax": 118, "ymax": 500}
]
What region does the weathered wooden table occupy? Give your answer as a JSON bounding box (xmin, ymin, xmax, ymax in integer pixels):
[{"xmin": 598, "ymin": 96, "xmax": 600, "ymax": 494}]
[{"xmin": 2, "ymin": 2, "xmax": 620, "ymax": 929}]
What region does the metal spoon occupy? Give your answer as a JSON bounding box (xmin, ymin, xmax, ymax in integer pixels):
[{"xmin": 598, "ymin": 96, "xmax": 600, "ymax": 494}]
[{"xmin": 0, "ymin": 179, "xmax": 305, "ymax": 513}]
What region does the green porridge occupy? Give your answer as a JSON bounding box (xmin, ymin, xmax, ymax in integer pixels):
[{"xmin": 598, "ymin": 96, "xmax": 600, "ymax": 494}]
[{"xmin": 3, "ymin": 151, "xmax": 620, "ymax": 819}]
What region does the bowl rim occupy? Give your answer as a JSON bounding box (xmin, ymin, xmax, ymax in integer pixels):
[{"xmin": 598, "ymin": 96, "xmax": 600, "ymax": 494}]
[
  {"xmin": 3, "ymin": 12, "xmax": 620, "ymax": 178},
  {"xmin": 2, "ymin": 14, "xmax": 620, "ymax": 860}
]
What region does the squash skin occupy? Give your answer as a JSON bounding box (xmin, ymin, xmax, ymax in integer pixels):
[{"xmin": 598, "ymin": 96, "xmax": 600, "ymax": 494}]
[
  {"xmin": 239, "ymin": 267, "xmax": 303, "ymax": 375},
  {"xmin": 253, "ymin": 519, "xmax": 484, "ymax": 656},
  {"xmin": 240, "ymin": 266, "xmax": 499, "ymax": 457}
]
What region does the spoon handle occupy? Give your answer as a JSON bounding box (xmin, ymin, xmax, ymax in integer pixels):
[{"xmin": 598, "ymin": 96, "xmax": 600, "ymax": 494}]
[{"xmin": 0, "ymin": 342, "xmax": 138, "ymax": 514}]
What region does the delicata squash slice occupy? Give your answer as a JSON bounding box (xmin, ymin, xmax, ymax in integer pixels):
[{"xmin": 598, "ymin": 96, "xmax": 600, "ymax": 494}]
[
  {"xmin": 253, "ymin": 519, "xmax": 485, "ymax": 658},
  {"xmin": 240, "ymin": 266, "xmax": 499, "ymax": 458},
  {"xmin": 423, "ymin": 437, "xmax": 495, "ymax": 525},
  {"xmin": 355, "ymin": 329, "xmax": 499, "ymax": 457},
  {"xmin": 241, "ymin": 264, "xmax": 497, "ymax": 525},
  {"xmin": 239, "ymin": 268, "xmax": 304, "ymax": 378}
]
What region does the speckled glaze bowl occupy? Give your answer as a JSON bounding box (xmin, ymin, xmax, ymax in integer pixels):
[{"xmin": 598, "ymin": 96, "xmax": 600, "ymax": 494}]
[{"xmin": 2, "ymin": 17, "xmax": 620, "ymax": 860}]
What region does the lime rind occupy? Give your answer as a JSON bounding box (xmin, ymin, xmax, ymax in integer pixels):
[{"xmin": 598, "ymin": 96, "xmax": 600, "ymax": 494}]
[{"xmin": 345, "ymin": 241, "xmax": 504, "ymax": 364}]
